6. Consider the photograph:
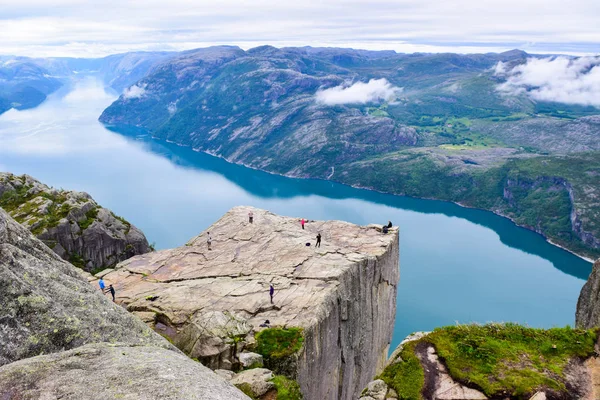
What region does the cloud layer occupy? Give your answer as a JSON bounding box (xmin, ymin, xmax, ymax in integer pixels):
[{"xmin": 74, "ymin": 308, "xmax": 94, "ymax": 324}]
[
  {"xmin": 496, "ymin": 57, "xmax": 600, "ymax": 107},
  {"xmin": 0, "ymin": 0, "xmax": 599, "ymax": 57},
  {"xmin": 316, "ymin": 79, "xmax": 401, "ymax": 106}
]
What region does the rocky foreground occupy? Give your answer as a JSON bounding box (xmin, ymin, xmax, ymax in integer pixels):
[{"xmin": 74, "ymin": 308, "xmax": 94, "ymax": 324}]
[
  {"xmin": 0, "ymin": 207, "xmax": 249, "ymax": 399},
  {"xmin": 0, "ymin": 172, "xmax": 150, "ymax": 272},
  {"xmin": 97, "ymin": 206, "xmax": 400, "ymax": 400}
]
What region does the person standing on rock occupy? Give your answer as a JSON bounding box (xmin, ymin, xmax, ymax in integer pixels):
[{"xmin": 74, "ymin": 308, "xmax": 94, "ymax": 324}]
[
  {"xmin": 300, "ymin": 218, "xmax": 305, "ymax": 230},
  {"xmin": 248, "ymin": 211, "xmax": 254, "ymax": 224},
  {"xmin": 108, "ymin": 284, "xmax": 116, "ymax": 302},
  {"xmin": 99, "ymin": 277, "xmax": 106, "ymax": 293},
  {"xmin": 207, "ymin": 232, "xmax": 212, "ymax": 250},
  {"xmin": 316, "ymin": 232, "xmax": 322, "ymax": 248},
  {"xmin": 269, "ymin": 284, "xmax": 274, "ymax": 304}
]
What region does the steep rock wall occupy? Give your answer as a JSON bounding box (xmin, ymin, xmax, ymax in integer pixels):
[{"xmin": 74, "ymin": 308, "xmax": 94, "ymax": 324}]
[
  {"xmin": 576, "ymin": 259, "xmax": 600, "ymax": 328},
  {"xmin": 297, "ymin": 228, "xmax": 398, "ymax": 400}
]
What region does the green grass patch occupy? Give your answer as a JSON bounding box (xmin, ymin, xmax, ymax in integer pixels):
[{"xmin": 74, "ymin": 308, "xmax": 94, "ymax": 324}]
[
  {"xmin": 79, "ymin": 207, "xmax": 99, "ymax": 230},
  {"xmin": 255, "ymin": 327, "xmax": 304, "ymax": 360},
  {"xmin": 380, "ymin": 324, "xmax": 597, "ymax": 399},
  {"xmin": 271, "ymin": 375, "xmax": 303, "ymax": 400},
  {"xmin": 234, "ymin": 383, "xmax": 258, "ymax": 399},
  {"xmin": 379, "ymin": 341, "xmax": 424, "ymax": 400},
  {"xmin": 430, "ymin": 324, "xmax": 596, "ymax": 397}
]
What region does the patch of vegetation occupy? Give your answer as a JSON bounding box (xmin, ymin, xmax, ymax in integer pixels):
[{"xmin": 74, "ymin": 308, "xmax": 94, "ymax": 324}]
[
  {"xmin": 380, "ymin": 324, "xmax": 597, "ymax": 399},
  {"xmin": 79, "ymin": 207, "xmax": 99, "ymax": 230},
  {"xmin": 379, "ymin": 340, "xmax": 424, "ymax": 400},
  {"xmin": 111, "ymin": 211, "xmax": 132, "ymax": 234},
  {"xmin": 339, "ymin": 150, "xmax": 600, "ymax": 260},
  {"xmin": 255, "ymin": 327, "xmax": 304, "ymax": 360},
  {"xmin": 0, "ymin": 183, "xmax": 32, "ymax": 212},
  {"xmin": 235, "ymin": 383, "xmax": 258, "ymax": 399},
  {"xmin": 271, "ymin": 375, "xmax": 303, "ymax": 400},
  {"xmin": 69, "ymin": 253, "xmax": 86, "ymax": 269}
]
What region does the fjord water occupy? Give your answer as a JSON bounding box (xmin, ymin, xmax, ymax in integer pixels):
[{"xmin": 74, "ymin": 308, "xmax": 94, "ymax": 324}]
[{"xmin": 0, "ymin": 78, "xmax": 592, "ymax": 351}]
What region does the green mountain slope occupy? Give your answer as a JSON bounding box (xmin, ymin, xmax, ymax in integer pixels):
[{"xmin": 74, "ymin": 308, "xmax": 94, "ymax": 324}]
[{"xmin": 99, "ymin": 46, "xmax": 600, "ymax": 259}]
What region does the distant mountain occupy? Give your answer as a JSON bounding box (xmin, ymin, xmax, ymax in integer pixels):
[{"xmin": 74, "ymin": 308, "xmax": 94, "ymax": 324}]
[
  {"xmin": 0, "ymin": 57, "xmax": 63, "ymax": 113},
  {"xmin": 0, "ymin": 51, "xmax": 175, "ymax": 115}
]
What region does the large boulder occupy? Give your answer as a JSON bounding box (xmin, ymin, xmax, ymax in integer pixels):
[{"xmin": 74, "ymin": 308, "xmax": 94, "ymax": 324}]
[
  {"xmin": 0, "ymin": 207, "xmax": 249, "ymax": 399},
  {"xmin": 0, "ymin": 172, "xmax": 150, "ymax": 272},
  {"xmin": 230, "ymin": 368, "xmax": 275, "ymax": 397},
  {"xmin": 0, "ymin": 343, "xmax": 250, "ymax": 400}
]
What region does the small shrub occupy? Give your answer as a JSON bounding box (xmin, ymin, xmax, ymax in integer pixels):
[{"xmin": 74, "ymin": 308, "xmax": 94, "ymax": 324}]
[{"xmin": 255, "ymin": 327, "xmax": 304, "ymax": 360}]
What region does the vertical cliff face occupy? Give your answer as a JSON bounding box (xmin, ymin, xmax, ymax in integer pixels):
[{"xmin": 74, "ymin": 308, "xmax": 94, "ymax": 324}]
[
  {"xmin": 576, "ymin": 259, "xmax": 600, "ymax": 328},
  {"xmin": 99, "ymin": 206, "xmax": 400, "ymax": 400},
  {"xmin": 297, "ymin": 228, "xmax": 399, "ymax": 400}
]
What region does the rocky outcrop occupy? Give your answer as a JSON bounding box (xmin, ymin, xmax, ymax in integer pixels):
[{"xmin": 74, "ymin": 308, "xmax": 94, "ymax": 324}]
[
  {"xmin": 0, "ymin": 172, "xmax": 150, "ymax": 272},
  {"xmin": 577, "ymin": 259, "xmax": 600, "ymax": 328},
  {"xmin": 366, "ymin": 327, "xmax": 600, "ymax": 400},
  {"xmin": 99, "ymin": 206, "xmax": 400, "ymax": 400},
  {"xmin": 0, "ymin": 343, "xmax": 249, "ymax": 400},
  {"xmin": 0, "ymin": 207, "xmax": 249, "ymax": 399}
]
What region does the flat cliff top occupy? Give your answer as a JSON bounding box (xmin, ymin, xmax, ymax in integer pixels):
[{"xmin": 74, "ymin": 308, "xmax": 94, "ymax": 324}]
[{"xmin": 101, "ymin": 206, "xmax": 398, "ymax": 329}]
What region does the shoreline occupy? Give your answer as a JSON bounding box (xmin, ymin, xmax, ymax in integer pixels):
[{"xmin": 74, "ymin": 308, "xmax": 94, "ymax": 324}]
[{"xmin": 126, "ymin": 128, "xmax": 596, "ymax": 264}]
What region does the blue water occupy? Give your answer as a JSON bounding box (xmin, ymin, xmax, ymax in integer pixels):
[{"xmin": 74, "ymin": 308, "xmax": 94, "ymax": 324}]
[{"xmin": 0, "ymin": 78, "xmax": 592, "ymax": 352}]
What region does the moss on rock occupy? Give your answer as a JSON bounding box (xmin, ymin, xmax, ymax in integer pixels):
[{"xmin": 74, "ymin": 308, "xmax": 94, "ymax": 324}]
[{"xmin": 380, "ymin": 323, "xmax": 598, "ymax": 399}]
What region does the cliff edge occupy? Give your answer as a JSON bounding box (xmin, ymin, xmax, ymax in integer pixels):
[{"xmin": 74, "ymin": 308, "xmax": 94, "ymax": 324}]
[{"xmin": 99, "ymin": 206, "xmax": 400, "ymax": 400}]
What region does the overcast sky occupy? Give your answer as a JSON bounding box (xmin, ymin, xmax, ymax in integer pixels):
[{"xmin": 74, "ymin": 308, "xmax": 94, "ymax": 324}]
[{"xmin": 1, "ymin": 0, "xmax": 599, "ymax": 58}]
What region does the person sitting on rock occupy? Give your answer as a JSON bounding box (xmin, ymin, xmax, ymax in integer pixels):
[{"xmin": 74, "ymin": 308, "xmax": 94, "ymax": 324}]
[
  {"xmin": 382, "ymin": 225, "xmax": 389, "ymax": 234},
  {"xmin": 259, "ymin": 320, "xmax": 271, "ymax": 328},
  {"xmin": 316, "ymin": 232, "xmax": 322, "ymax": 248},
  {"xmin": 108, "ymin": 284, "xmax": 116, "ymax": 302},
  {"xmin": 387, "ymin": 220, "xmax": 392, "ymax": 228}
]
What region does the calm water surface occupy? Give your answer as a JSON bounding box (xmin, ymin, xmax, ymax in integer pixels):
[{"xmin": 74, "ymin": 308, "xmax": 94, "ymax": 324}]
[{"xmin": 0, "ymin": 78, "xmax": 592, "ymax": 351}]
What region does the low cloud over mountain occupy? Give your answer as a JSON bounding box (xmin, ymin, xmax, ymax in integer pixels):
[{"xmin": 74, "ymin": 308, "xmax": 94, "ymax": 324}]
[
  {"xmin": 496, "ymin": 57, "xmax": 600, "ymax": 107},
  {"xmin": 315, "ymin": 79, "xmax": 401, "ymax": 106}
]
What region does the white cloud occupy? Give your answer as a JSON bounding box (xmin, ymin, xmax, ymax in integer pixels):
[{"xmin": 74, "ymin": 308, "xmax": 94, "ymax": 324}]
[
  {"xmin": 316, "ymin": 79, "xmax": 401, "ymax": 106},
  {"xmin": 122, "ymin": 84, "xmax": 147, "ymax": 99},
  {"xmin": 497, "ymin": 56, "xmax": 600, "ymax": 107},
  {"xmin": 493, "ymin": 61, "xmax": 507, "ymax": 76},
  {"xmin": 0, "ymin": 1, "xmax": 599, "ymax": 57}
]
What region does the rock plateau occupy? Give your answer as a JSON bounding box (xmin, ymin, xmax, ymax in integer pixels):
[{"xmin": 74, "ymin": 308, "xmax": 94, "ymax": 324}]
[{"xmin": 99, "ymin": 206, "xmax": 400, "ymax": 400}]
